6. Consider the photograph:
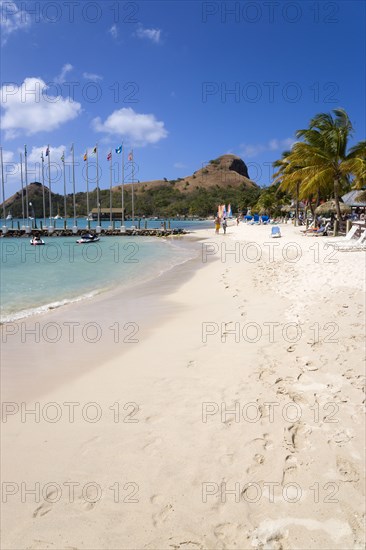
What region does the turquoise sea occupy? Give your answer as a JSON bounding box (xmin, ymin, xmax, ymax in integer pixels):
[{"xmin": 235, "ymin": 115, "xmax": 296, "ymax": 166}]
[{"xmin": 0, "ymin": 220, "xmax": 210, "ymax": 322}]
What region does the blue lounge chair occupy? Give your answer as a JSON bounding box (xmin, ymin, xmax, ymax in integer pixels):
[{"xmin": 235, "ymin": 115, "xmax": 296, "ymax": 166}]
[{"xmin": 271, "ymin": 226, "xmax": 281, "ymax": 238}]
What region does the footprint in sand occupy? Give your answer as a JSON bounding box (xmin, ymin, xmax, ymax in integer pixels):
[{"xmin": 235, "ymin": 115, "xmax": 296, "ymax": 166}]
[
  {"xmin": 33, "ymin": 502, "xmax": 53, "ymax": 518},
  {"xmin": 328, "ymin": 429, "xmax": 353, "ymax": 447},
  {"xmin": 340, "ymin": 502, "xmax": 366, "ymax": 548},
  {"xmin": 281, "ymin": 454, "xmax": 298, "ymax": 485},
  {"xmin": 32, "ymin": 488, "xmax": 60, "ymax": 518},
  {"xmin": 246, "ymin": 453, "xmax": 266, "ymax": 476},
  {"xmin": 186, "ymin": 360, "xmax": 197, "ymax": 368},
  {"xmin": 284, "ymin": 423, "xmax": 311, "ymax": 453},
  {"xmin": 213, "ymin": 523, "xmax": 248, "ymax": 547},
  {"xmin": 152, "ymin": 503, "xmax": 174, "ymax": 527},
  {"xmin": 336, "ymin": 456, "xmax": 360, "ymax": 483}
]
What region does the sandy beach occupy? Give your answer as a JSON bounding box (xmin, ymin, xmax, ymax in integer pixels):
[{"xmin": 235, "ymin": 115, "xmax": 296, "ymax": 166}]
[{"xmin": 1, "ymin": 223, "xmax": 365, "ymax": 549}]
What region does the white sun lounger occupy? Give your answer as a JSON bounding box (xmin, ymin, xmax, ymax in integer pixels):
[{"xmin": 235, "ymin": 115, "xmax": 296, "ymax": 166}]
[
  {"xmin": 330, "ymin": 224, "xmax": 358, "ymax": 243},
  {"xmin": 335, "ymin": 229, "xmax": 366, "ymax": 251}
]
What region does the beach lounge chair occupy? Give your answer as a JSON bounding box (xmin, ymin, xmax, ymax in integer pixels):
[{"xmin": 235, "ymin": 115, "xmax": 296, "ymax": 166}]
[
  {"xmin": 335, "ymin": 229, "xmax": 366, "ymax": 251},
  {"xmin": 248, "ymin": 214, "xmax": 260, "ymax": 225},
  {"xmin": 270, "ymin": 226, "xmax": 281, "ymax": 238},
  {"xmin": 300, "ymin": 221, "xmax": 315, "ymax": 233},
  {"xmin": 305, "ymin": 222, "xmax": 331, "ymax": 236},
  {"xmin": 330, "ymin": 224, "xmax": 358, "ymax": 243}
]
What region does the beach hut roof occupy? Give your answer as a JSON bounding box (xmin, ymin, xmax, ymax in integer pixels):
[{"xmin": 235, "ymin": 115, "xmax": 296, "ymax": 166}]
[
  {"xmin": 315, "ymin": 200, "xmax": 351, "ymax": 215},
  {"xmin": 342, "ymin": 189, "xmax": 366, "ymax": 207}
]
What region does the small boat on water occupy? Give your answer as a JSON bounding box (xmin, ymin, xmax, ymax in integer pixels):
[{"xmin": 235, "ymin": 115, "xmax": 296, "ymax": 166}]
[
  {"xmin": 30, "ymin": 238, "xmax": 45, "ymax": 246},
  {"xmin": 53, "ymin": 214, "xmax": 62, "ymax": 220},
  {"xmin": 6, "ymin": 212, "xmax": 12, "ymax": 220},
  {"xmin": 76, "ymin": 234, "xmax": 100, "ymax": 244}
]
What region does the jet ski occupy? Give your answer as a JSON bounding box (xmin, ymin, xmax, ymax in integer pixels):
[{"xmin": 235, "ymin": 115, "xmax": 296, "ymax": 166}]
[
  {"xmin": 76, "ymin": 234, "xmax": 100, "ymax": 244},
  {"xmin": 30, "ymin": 238, "xmax": 45, "ymax": 245}
]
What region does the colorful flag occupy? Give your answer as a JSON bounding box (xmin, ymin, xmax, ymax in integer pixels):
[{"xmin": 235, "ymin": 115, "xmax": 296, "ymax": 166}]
[
  {"xmin": 128, "ymin": 151, "xmax": 133, "ymax": 161},
  {"xmin": 83, "ymin": 152, "xmax": 87, "ymax": 161},
  {"xmin": 45, "ymin": 146, "xmax": 50, "ymax": 157},
  {"xmin": 24, "ymin": 145, "xmax": 27, "ymax": 157},
  {"xmin": 70, "ymin": 144, "xmax": 74, "ymax": 152},
  {"xmin": 61, "ymin": 152, "xmax": 65, "ymax": 162},
  {"xmin": 115, "ymin": 145, "xmax": 122, "ymax": 154},
  {"xmin": 107, "ymin": 151, "xmax": 112, "ymax": 161},
  {"xmin": 92, "ymin": 146, "xmax": 97, "ymax": 154}
]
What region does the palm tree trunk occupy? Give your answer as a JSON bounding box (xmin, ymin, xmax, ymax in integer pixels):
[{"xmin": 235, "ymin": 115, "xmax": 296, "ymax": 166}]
[
  {"xmin": 295, "ymin": 181, "xmax": 299, "ymax": 226},
  {"xmin": 334, "ymin": 178, "xmax": 343, "ymax": 221}
]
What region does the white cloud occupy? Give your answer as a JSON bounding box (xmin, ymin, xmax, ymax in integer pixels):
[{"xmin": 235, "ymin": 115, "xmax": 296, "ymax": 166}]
[
  {"xmin": 0, "ymin": 0, "xmax": 32, "ymax": 44},
  {"xmin": 173, "ymin": 162, "xmax": 186, "ymax": 169},
  {"xmin": 1, "ymin": 77, "xmax": 82, "ymax": 139},
  {"xmin": 109, "ymin": 24, "xmax": 118, "ymax": 39},
  {"xmin": 135, "ymin": 25, "xmax": 161, "ymax": 44},
  {"xmin": 54, "ymin": 63, "xmax": 73, "ymax": 84},
  {"xmin": 92, "ymin": 107, "xmax": 168, "ymax": 146},
  {"xmin": 239, "ymin": 138, "xmax": 295, "ymax": 158},
  {"xmin": 83, "ymin": 72, "xmax": 103, "ymax": 82}
]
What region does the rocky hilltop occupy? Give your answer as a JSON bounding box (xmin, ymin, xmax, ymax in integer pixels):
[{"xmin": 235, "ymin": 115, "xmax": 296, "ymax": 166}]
[{"xmin": 113, "ymin": 154, "xmax": 257, "ymax": 194}]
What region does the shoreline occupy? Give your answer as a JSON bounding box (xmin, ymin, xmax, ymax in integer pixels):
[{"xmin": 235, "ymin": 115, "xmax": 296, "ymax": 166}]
[
  {"xmin": 1, "ymin": 223, "xmax": 365, "ymax": 549},
  {"xmin": 1, "ymin": 230, "xmax": 212, "ymax": 402},
  {"xmin": 0, "ymin": 233, "xmax": 203, "ymax": 324}
]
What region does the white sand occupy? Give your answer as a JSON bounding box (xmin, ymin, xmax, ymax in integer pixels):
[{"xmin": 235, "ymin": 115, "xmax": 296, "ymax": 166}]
[{"xmin": 1, "ymin": 223, "xmax": 365, "ymax": 549}]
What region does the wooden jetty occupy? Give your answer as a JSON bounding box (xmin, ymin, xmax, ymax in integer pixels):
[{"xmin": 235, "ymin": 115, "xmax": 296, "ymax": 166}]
[{"xmin": 0, "ymin": 227, "xmax": 188, "ymax": 238}]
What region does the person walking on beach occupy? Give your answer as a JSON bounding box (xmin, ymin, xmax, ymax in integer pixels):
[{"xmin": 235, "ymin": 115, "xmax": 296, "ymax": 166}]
[
  {"xmin": 215, "ymin": 216, "xmax": 220, "ymax": 234},
  {"xmin": 222, "ymin": 218, "xmax": 227, "ymax": 234}
]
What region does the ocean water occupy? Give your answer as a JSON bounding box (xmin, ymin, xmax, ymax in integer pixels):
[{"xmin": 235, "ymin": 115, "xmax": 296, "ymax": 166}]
[{"xmin": 0, "ymin": 234, "xmax": 200, "ymax": 323}]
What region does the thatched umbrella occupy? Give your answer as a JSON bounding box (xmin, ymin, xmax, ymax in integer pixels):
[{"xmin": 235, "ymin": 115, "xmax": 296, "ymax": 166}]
[{"xmin": 315, "ymin": 200, "xmax": 351, "ymax": 215}]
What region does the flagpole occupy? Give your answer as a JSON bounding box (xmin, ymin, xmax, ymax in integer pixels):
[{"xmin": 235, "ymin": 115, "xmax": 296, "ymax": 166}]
[
  {"xmin": 0, "ymin": 146, "xmax": 5, "ymax": 226},
  {"xmin": 20, "ymin": 153, "xmax": 25, "ymax": 227},
  {"xmin": 72, "ymin": 144, "xmax": 76, "ymax": 227},
  {"xmin": 62, "ymin": 152, "xmax": 67, "ymax": 220},
  {"xmin": 122, "ymin": 144, "xmax": 125, "ymax": 229},
  {"xmin": 96, "ymin": 144, "xmax": 100, "ymax": 228},
  {"xmin": 131, "ymin": 149, "xmax": 135, "ymax": 226},
  {"xmin": 24, "ymin": 145, "xmax": 30, "ymax": 229},
  {"xmin": 85, "ymin": 150, "xmax": 90, "ymax": 228},
  {"xmin": 41, "ymin": 153, "xmax": 46, "ymax": 223},
  {"xmin": 47, "ymin": 145, "xmax": 52, "ymax": 225},
  {"xmin": 109, "ymin": 150, "xmax": 113, "ymax": 226}
]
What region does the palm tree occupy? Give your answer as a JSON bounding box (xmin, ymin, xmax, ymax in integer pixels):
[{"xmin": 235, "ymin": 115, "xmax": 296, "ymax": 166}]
[
  {"xmin": 274, "ymin": 109, "xmax": 366, "ymax": 221},
  {"xmin": 273, "ymin": 150, "xmax": 303, "ymax": 223}
]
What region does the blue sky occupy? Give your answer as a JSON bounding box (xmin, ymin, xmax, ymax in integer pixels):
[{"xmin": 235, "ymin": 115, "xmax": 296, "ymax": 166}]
[{"xmin": 1, "ymin": 0, "xmax": 365, "ymax": 198}]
